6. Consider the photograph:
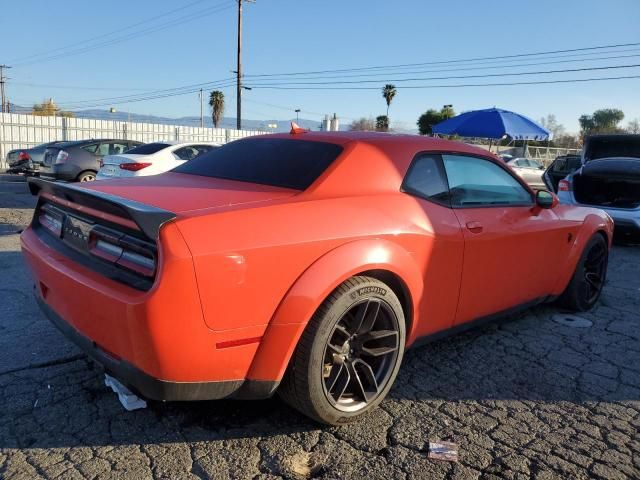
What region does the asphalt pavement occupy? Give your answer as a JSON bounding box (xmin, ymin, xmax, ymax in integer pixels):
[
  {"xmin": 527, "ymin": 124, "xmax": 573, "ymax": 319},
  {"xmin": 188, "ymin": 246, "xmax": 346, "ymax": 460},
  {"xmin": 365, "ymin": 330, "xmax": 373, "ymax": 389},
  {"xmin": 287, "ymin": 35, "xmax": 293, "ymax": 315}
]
[{"xmin": 0, "ymin": 174, "xmax": 638, "ymax": 479}]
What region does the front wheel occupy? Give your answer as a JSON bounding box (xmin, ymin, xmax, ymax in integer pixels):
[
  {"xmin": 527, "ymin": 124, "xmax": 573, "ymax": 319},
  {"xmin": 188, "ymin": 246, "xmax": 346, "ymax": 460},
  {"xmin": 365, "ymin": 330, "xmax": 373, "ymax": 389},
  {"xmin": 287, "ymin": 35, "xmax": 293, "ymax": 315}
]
[
  {"xmin": 558, "ymin": 234, "xmax": 608, "ymax": 312},
  {"xmin": 278, "ymin": 276, "xmax": 406, "ymax": 425}
]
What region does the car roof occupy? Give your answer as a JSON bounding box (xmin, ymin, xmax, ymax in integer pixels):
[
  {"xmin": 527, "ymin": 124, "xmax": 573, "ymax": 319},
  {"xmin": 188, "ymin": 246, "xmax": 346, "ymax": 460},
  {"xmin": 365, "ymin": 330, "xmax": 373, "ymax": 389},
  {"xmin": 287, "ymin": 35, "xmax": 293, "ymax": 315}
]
[
  {"xmin": 50, "ymin": 139, "xmax": 136, "ymax": 148},
  {"xmin": 252, "ymin": 131, "xmax": 496, "ymax": 159}
]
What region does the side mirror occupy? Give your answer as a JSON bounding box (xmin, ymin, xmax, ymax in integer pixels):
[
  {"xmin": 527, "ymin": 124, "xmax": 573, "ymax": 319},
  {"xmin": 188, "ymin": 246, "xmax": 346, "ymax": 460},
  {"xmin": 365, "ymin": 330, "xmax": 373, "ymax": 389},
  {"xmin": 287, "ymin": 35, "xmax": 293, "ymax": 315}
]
[
  {"xmin": 538, "ymin": 165, "xmax": 545, "ymax": 170},
  {"xmin": 536, "ymin": 190, "xmax": 557, "ymax": 209}
]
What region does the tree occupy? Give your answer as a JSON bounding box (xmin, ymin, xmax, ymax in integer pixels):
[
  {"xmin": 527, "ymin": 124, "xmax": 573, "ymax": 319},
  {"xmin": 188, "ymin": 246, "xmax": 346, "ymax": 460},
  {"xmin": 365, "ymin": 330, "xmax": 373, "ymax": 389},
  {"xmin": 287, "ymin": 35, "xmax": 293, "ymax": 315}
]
[
  {"xmin": 208, "ymin": 90, "xmax": 225, "ymax": 128},
  {"xmin": 375, "ymin": 115, "xmax": 389, "ymax": 132},
  {"xmin": 539, "ymin": 114, "xmax": 566, "ymax": 140},
  {"xmin": 349, "ymin": 117, "xmax": 376, "ymax": 131},
  {"xmin": 32, "ymin": 98, "xmax": 74, "ymax": 118},
  {"xmin": 416, "ymin": 106, "xmax": 456, "ymax": 135},
  {"xmin": 579, "ymin": 108, "xmax": 625, "ymax": 135},
  {"xmin": 382, "ymin": 84, "xmax": 397, "ymax": 117},
  {"xmin": 627, "ymin": 118, "xmax": 640, "ymax": 134}
]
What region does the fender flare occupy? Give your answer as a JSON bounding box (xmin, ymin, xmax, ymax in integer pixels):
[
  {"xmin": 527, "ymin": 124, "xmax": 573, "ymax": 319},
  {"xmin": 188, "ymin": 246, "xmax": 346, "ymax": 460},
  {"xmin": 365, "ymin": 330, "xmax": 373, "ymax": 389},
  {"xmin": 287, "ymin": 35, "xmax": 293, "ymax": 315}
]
[
  {"xmin": 551, "ymin": 212, "xmax": 613, "ymax": 295},
  {"xmin": 246, "ymin": 238, "xmax": 424, "ymax": 381}
]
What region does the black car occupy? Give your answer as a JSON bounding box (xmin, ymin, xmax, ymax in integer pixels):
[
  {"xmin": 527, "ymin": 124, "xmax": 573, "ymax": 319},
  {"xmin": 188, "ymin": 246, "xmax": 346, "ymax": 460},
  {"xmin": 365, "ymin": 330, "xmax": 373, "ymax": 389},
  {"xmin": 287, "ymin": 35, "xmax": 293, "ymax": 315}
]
[
  {"xmin": 40, "ymin": 139, "xmax": 143, "ymax": 182},
  {"xmin": 542, "ymin": 154, "xmax": 582, "ymax": 192},
  {"xmin": 6, "ymin": 141, "xmax": 65, "ymax": 175}
]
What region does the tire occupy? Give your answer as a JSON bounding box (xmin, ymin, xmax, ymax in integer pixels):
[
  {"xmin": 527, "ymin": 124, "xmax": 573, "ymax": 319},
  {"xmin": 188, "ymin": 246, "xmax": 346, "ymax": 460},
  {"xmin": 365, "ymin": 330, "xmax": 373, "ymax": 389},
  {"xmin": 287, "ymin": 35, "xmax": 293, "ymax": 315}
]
[
  {"xmin": 278, "ymin": 276, "xmax": 406, "ymax": 425},
  {"xmin": 77, "ymin": 171, "xmax": 97, "ymax": 182},
  {"xmin": 557, "ymin": 234, "xmax": 608, "ymax": 312}
]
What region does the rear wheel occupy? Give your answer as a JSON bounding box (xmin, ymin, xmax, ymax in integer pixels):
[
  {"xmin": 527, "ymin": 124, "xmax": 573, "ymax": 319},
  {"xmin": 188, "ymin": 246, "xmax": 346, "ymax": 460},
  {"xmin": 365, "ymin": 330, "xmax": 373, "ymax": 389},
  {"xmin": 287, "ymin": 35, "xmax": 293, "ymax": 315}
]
[
  {"xmin": 558, "ymin": 234, "xmax": 608, "ymax": 311},
  {"xmin": 77, "ymin": 171, "xmax": 97, "ymax": 182},
  {"xmin": 279, "ymin": 276, "xmax": 406, "ymax": 425}
]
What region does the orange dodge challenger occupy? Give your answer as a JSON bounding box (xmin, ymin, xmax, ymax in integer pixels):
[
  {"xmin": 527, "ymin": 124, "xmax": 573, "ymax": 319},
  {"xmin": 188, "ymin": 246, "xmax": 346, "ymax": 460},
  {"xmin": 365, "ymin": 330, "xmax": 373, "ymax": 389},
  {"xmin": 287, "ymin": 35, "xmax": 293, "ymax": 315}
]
[{"xmin": 22, "ymin": 130, "xmax": 612, "ymax": 424}]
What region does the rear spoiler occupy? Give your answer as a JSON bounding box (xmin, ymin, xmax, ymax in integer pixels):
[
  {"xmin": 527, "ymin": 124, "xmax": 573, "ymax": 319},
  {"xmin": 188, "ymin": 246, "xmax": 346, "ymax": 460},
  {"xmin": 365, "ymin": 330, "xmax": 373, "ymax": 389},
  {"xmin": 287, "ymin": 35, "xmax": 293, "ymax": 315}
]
[{"xmin": 27, "ymin": 177, "xmax": 176, "ymax": 240}]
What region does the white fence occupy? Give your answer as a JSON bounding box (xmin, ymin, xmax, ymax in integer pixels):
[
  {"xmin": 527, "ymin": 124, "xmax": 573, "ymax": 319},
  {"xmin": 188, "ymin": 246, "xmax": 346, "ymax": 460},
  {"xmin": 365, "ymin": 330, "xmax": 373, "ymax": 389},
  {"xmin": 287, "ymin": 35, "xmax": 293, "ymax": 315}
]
[
  {"xmin": 524, "ymin": 145, "xmax": 581, "ymax": 166},
  {"xmin": 0, "ymin": 112, "xmax": 264, "ymax": 168}
]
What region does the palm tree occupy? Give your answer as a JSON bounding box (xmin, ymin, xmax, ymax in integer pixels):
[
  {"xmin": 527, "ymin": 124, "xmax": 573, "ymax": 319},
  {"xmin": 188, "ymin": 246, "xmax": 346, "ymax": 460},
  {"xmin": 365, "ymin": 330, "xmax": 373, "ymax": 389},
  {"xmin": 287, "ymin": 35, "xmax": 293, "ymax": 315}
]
[
  {"xmin": 382, "ymin": 84, "xmax": 397, "ymax": 117},
  {"xmin": 209, "ymin": 90, "xmax": 225, "ymax": 128}
]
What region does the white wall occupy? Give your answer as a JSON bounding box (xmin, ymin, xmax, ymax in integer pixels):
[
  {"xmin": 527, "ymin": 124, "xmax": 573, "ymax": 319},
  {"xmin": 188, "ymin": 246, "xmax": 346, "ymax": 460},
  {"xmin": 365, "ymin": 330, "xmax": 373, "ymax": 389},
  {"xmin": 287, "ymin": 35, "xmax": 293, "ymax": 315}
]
[{"xmin": 0, "ymin": 113, "xmax": 264, "ymax": 168}]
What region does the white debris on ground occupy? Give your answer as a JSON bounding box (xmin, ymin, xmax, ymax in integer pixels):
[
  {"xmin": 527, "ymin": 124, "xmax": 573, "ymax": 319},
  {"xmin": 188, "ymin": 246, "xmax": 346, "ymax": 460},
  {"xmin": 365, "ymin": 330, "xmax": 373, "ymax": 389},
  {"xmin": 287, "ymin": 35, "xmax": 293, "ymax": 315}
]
[
  {"xmin": 428, "ymin": 441, "xmax": 459, "ymax": 462},
  {"xmin": 104, "ymin": 374, "xmax": 148, "ymax": 411}
]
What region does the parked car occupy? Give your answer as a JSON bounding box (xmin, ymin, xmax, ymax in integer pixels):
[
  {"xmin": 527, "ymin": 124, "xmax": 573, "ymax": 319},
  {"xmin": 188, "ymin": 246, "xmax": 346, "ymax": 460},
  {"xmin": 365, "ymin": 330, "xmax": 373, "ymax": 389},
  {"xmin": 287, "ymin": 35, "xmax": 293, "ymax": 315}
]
[
  {"xmin": 96, "ymin": 141, "xmax": 219, "ymax": 180},
  {"xmin": 40, "ymin": 139, "xmax": 143, "ymax": 182},
  {"xmin": 544, "ymin": 134, "xmax": 640, "ymax": 237},
  {"xmin": 504, "ymin": 157, "xmax": 546, "ymax": 189},
  {"xmin": 6, "ymin": 141, "xmax": 65, "ymax": 175},
  {"xmin": 22, "ymin": 131, "xmax": 613, "ymax": 425},
  {"xmin": 543, "ymin": 154, "xmax": 582, "ymax": 192}
]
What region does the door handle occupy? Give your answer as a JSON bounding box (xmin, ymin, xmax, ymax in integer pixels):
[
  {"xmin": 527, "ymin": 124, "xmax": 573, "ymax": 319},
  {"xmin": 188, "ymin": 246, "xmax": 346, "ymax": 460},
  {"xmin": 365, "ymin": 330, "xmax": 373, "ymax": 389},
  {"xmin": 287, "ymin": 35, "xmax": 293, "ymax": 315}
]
[{"xmin": 465, "ymin": 221, "xmax": 483, "ymax": 233}]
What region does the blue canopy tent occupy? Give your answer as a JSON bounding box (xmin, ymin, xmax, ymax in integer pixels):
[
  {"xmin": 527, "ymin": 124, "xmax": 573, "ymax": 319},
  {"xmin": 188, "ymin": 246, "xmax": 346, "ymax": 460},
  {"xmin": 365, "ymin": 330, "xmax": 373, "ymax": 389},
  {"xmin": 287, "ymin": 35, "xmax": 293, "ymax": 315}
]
[{"xmin": 432, "ymin": 107, "xmax": 550, "ymax": 152}]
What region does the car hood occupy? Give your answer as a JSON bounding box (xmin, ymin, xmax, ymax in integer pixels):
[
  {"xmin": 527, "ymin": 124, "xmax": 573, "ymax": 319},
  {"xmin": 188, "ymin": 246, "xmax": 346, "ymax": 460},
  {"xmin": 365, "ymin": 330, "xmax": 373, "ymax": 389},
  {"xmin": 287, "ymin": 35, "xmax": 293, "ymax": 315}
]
[
  {"xmin": 83, "ymin": 172, "xmax": 299, "ymax": 214},
  {"xmin": 580, "ymin": 157, "xmax": 640, "ymax": 179}
]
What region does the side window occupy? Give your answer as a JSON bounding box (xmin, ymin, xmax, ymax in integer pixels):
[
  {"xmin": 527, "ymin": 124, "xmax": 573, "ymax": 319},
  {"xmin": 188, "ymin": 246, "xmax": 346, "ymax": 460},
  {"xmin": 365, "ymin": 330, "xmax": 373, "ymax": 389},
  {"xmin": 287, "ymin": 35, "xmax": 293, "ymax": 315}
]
[
  {"xmin": 193, "ymin": 145, "xmax": 213, "ymax": 157},
  {"xmin": 95, "ymin": 143, "xmax": 111, "ymax": 156},
  {"xmin": 174, "ymin": 146, "xmax": 198, "ymax": 161},
  {"xmin": 109, "ymin": 143, "xmax": 128, "ymax": 155},
  {"xmin": 401, "ymin": 153, "xmax": 450, "ymax": 205},
  {"xmin": 82, "ymin": 144, "xmax": 98, "ymax": 154},
  {"xmin": 442, "ymin": 154, "xmax": 533, "ymax": 207}
]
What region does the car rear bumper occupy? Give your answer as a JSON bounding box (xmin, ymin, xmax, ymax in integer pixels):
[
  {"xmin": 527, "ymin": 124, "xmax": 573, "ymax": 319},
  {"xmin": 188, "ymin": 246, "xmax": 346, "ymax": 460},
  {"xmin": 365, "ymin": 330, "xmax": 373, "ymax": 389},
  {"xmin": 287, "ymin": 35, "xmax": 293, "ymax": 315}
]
[
  {"xmin": 557, "ymin": 191, "xmax": 640, "ymax": 233},
  {"xmin": 39, "ymin": 163, "xmax": 79, "ymax": 181},
  {"xmin": 7, "ymin": 159, "xmax": 40, "ymax": 174},
  {"xmin": 36, "ymin": 295, "xmax": 276, "ymax": 401},
  {"xmin": 21, "ymin": 225, "xmax": 278, "ymax": 400}
]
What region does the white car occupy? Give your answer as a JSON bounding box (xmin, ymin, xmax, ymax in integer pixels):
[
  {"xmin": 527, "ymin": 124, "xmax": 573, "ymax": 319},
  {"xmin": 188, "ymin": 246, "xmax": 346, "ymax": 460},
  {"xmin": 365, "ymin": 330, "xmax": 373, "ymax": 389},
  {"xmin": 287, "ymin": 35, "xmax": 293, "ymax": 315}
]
[
  {"xmin": 96, "ymin": 141, "xmax": 220, "ymax": 179},
  {"xmin": 504, "ymin": 157, "xmax": 546, "ymax": 189}
]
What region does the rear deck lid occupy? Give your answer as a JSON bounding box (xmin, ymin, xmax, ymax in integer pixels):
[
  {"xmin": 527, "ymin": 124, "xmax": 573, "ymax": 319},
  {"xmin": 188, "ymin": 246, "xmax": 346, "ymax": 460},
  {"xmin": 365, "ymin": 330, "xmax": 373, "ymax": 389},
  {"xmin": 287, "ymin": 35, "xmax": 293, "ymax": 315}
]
[{"xmin": 85, "ymin": 172, "xmax": 299, "ymax": 214}]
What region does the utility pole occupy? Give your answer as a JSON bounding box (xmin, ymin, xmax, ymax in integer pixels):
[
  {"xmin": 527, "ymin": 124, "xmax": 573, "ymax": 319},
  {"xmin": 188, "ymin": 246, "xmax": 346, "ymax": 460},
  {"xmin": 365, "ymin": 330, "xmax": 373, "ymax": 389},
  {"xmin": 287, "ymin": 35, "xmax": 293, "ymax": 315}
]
[
  {"xmin": 236, "ymin": 0, "xmax": 254, "ymax": 131},
  {"xmin": 0, "ymin": 65, "xmax": 11, "ymax": 114},
  {"xmin": 199, "ymin": 88, "xmax": 204, "ymax": 128}
]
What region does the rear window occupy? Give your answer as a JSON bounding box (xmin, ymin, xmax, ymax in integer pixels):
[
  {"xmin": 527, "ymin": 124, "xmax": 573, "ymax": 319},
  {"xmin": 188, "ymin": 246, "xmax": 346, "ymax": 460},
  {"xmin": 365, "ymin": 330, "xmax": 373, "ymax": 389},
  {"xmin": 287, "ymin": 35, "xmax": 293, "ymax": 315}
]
[
  {"xmin": 173, "ymin": 138, "xmax": 343, "ymax": 190},
  {"xmin": 125, "ymin": 143, "xmax": 171, "ymax": 155}
]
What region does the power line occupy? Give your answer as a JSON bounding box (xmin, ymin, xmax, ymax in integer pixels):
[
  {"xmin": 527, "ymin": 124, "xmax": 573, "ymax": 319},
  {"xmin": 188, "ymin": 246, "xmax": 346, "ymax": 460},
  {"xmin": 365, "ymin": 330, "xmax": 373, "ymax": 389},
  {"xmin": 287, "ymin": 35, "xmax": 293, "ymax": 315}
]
[
  {"xmin": 245, "ymin": 63, "xmax": 640, "ymax": 87},
  {"xmin": 12, "ymin": 1, "xmax": 235, "ymax": 66},
  {"xmin": 8, "ymin": 0, "xmax": 211, "ymax": 65},
  {"xmin": 247, "ymin": 74, "xmax": 640, "ymax": 90},
  {"xmin": 242, "ymin": 50, "xmax": 640, "ymax": 82},
  {"xmin": 54, "ymin": 77, "xmax": 236, "ymax": 107},
  {"xmin": 244, "ymin": 41, "xmax": 640, "ymax": 78}
]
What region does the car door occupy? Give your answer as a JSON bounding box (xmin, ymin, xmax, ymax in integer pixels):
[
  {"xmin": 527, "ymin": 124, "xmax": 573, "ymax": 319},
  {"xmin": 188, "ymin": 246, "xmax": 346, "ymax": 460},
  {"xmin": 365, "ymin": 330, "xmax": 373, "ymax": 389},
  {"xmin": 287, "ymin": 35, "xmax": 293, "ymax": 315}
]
[
  {"xmin": 400, "ymin": 153, "xmax": 465, "ymax": 337},
  {"xmin": 543, "ymin": 156, "xmax": 582, "ymax": 192},
  {"xmin": 442, "ymin": 153, "xmax": 576, "ymax": 325}
]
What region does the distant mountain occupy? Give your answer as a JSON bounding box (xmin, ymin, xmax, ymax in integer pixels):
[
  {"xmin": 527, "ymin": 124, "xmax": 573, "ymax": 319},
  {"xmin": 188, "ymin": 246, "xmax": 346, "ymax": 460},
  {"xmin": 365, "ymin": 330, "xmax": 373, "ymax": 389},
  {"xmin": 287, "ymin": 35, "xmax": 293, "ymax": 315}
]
[{"xmin": 7, "ymin": 105, "xmax": 321, "ymax": 132}]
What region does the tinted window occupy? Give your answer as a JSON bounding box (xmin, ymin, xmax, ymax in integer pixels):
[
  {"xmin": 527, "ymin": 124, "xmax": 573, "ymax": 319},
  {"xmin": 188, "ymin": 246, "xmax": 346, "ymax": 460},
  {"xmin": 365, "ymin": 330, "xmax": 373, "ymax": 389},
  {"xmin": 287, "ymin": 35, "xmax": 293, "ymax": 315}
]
[
  {"xmin": 82, "ymin": 144, "xmax": 98, "ymax": 154},
  {"xmin": 174, "ymin": 146, "xmax": 200, "ymax": 161},
  {"xmin": 586, "ymin": 136, "xmax": 640, "ymax": 160},
  {"xmin": 443, "ymin": 154, "xmax": 532, "ymax": 207},
  {"xmin": 174, "ymin": 138, "xmax": 343, "ymax": 190},
  {"xmin": 125, "ymin": 143, "xmax": 171, "ymax": 155},
  {"xmin": 402, "ymin": 154, "xmax": 449, "ymax": 205}
]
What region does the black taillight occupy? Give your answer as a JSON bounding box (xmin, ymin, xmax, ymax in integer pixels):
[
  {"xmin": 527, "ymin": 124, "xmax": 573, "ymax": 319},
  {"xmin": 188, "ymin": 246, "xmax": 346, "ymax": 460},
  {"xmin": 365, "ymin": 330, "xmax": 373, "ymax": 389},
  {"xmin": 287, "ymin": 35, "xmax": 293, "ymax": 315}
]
[
  {"xmin": 89, "ymin": 225, "xmax": 156, "ymax": 277},
  {"xmin": 38, "ymin": 204, "xmax": 64, "ymax": 237}
]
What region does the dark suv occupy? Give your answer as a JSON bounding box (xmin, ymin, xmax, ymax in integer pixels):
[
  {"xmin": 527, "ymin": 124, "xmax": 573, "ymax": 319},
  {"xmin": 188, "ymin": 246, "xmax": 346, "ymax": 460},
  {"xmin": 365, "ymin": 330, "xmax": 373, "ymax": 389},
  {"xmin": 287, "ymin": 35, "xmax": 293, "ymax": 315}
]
[{"xmin": 40, "ymin": 139, "xmax": 143, "ymax": 182}]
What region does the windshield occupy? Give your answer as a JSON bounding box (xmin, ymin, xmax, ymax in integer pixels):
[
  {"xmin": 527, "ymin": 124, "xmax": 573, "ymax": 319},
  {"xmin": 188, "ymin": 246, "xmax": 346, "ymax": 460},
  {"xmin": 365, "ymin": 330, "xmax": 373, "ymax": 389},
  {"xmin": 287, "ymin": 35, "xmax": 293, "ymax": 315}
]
[
  {"xmin": 124, "ymin": 143, "xmax": 171, "ymax": 155},
  {"xmin": 173, "ymin": 137, "xmax": 343, "ymax": 190}
]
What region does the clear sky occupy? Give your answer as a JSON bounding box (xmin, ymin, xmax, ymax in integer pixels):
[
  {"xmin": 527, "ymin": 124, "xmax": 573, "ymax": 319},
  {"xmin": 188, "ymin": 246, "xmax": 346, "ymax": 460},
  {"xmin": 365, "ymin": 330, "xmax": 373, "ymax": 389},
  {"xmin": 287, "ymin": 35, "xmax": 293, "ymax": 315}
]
[{"xmin": 2, "ymin": 0, "xmax": 640, "ymax": 132}]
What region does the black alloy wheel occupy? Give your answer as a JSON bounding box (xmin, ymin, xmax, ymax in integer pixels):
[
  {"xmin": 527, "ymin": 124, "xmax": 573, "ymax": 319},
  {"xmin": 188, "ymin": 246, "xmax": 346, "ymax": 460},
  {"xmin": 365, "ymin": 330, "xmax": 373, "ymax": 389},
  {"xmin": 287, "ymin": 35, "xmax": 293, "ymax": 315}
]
[{"xmin": 322, "ymin": 298, "xmax": 401, "ymax": 412}]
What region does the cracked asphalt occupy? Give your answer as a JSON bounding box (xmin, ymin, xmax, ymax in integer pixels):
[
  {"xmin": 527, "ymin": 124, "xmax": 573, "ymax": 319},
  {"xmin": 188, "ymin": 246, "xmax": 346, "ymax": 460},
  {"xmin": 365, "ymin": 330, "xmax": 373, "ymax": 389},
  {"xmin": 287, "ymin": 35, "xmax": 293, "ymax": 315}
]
[{"xmin": 0, "ymin": 174, "xmax": 638, "ymax": 479}]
